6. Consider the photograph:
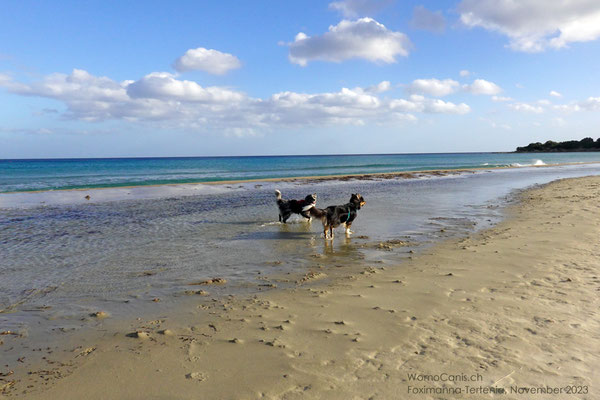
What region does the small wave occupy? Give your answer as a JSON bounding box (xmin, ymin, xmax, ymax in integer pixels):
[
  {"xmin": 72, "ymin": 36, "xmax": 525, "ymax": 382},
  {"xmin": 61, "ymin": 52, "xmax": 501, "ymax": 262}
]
[
  {"xmin": 479, "ymin": 163, "xmax": 504, "ymax": 167},
  {"xmin": 510, "ymin": 159, "xmax": 546, "ymax": 167}
]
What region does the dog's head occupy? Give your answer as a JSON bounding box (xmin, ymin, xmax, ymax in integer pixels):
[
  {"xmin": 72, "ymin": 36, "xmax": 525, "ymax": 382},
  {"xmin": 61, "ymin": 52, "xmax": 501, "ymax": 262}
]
[
  {"xmin": 304, "ymin": 193, "xmax": 317, "ymax": 205},
  {"xmin": 350, "ymin": 193, "xmax": 366, "ymax": 209}
]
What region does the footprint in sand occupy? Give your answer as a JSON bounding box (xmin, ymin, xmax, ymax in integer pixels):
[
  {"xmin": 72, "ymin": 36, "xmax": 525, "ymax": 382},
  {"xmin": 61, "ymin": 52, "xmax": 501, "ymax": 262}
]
[
  {"xmin": 260, "ymin": 338, "xmax": 286, "ymax": 348},
  {"xmin": 187, "ymin": 341, "xmax": 202, "ymax": 362},
  {"xmin": 186, "ymin": 372, "xmax": 206, "ymax": 382}
]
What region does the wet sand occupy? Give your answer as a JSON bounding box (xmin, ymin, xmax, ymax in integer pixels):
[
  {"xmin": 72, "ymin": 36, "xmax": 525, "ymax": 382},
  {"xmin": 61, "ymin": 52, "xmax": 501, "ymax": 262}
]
[{"xmin": 2, "ymin": 176, "xmax": 600, "ymax": 399}]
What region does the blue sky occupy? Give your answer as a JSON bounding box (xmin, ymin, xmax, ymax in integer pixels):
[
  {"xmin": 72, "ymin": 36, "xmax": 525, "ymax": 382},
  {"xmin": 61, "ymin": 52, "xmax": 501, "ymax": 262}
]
[{"xmin": 2, "ymin": 0, "xmax": 600, "ymax": 158}]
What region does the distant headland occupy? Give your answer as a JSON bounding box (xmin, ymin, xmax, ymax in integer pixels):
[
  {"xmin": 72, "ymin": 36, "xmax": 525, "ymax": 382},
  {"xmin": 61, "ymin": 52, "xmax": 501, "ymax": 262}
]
[{"xmin": 516, "ymin": 137, "xmax": 600, "ymax": 152}]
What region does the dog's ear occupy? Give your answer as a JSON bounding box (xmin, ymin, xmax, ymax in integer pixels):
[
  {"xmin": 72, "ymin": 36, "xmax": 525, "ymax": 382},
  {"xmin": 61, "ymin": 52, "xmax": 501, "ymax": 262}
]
[{"xmin": 353, "ymin": 194, "xmax": 362, "ymax": 209}]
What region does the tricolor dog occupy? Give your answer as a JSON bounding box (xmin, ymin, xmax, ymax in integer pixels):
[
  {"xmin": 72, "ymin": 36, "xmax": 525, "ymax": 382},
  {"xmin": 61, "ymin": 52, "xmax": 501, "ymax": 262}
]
[{"xmin": 308, "ymin": 193, "xmax": 366, "ymax": 239}]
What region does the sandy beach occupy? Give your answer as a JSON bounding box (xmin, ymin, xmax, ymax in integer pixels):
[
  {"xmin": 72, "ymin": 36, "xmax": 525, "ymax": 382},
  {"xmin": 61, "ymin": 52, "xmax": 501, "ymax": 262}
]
[{"xmin": 2, "ymin": 175, "xmax": 599, "ymax": 399}]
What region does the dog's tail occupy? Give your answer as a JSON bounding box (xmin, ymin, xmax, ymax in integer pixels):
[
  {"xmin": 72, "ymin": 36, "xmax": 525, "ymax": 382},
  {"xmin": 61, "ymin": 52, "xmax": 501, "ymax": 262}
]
[
  {"xmin": 275, "ymin": 189, "xmax": 282, "ymax": 201},
  {"xmin": 308, "ymin": 206, "xmax": 326, "ymax": 219}
]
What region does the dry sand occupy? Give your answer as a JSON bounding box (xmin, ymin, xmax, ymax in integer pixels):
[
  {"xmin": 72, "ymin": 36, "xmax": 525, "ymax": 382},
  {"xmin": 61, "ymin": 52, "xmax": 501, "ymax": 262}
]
[{"xmin": 2, "ymin": 176, "xmax": 600, "ymax": 399}]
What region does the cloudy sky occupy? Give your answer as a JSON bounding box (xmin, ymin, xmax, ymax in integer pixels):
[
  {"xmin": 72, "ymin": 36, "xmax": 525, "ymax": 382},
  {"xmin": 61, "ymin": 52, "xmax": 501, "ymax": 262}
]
[{"xmin": 2, "ymin": 0, "xmax": 600, "ymax": 158}]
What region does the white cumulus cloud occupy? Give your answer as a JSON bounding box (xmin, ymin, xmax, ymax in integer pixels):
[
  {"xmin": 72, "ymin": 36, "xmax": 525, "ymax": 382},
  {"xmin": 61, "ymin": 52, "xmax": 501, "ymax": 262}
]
[
  {"xmin": 458, "ymin": 0, "xmax": 600, "ymax": 52},
  {"xmin": 288, "ymin": 18, "xmax": 411, "ymax": 66},
  {"xmin": 390, "ymin": 95, "xmax": 470, "ymax": 114},
  {"xmin": 365, "ymin": 80, "xmax": 391, "ymax": 93},
  {"xmin": 173, "ymin": 47, "xmax": 241, "ymax": 75},
  {"xmin": 408, "ymin": 78, "xmax": 459, "ymax": 97},
  {"xmin": 5, "ymin": 69, "xmax": 128, "ymax": 102},
  {"xmin": 463, "ymin": 79, "xmax": 502, "ymax": 95},
  {"xmin": 503, "ymin": 96, "xmax": 600, "ymax": 115},
  {"xmin": 127, "ymin": 72, "xmax": 245, "ymax": 103},
  {"xmin": 509, "ymin": 103, "xmax": 544, "ymax": 113},
  {"xmin": 424, "ymin": 98, "xmax": 471, "ymax": 114},
  {"xmin": 408, "ymin": 78, "xmax": 501, "ymax": 97},
  {"xmin": 579, "ymin": 97, "xmax": 600, "ymax": 111},
  {"xmin": 549, "ymin": 90, "xmax": 562, "ymax": 97},
  {"xmin": 0, "ymin": 70, "xmax": 475, "ymax": 133},
  {"xmin": 507, "ymin": 97, "xmax": 600, "ymax": 116}
]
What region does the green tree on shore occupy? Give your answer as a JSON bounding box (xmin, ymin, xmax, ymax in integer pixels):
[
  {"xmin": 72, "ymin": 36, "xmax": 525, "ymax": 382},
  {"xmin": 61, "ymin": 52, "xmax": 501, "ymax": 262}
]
[{"xmin": 516, "ymin": 137, "xmax": 600, "ymax": 152}]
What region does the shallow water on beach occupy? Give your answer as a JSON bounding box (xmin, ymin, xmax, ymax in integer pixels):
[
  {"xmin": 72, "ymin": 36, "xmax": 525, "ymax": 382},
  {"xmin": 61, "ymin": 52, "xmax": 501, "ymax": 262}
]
[{"xmin": 2, "ymin": 163, "xmax": 600, "ymax": 337}]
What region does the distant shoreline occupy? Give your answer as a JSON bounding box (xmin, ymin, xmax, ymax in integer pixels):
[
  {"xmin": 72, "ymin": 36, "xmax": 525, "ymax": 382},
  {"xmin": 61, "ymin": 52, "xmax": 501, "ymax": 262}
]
[
  {"xmin": 515, "ymin": 149, "xmax": 600, "ymax": 153},
  {"xmin": 515, "ymin": 137, "xmax": 600, "ymax": 152}
]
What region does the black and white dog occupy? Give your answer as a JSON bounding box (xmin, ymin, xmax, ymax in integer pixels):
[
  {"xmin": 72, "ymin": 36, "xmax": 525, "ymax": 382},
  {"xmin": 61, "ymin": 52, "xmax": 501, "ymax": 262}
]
[{"xmin": 275, "ymin": 190, "xmax": 317, "ymax": 223}]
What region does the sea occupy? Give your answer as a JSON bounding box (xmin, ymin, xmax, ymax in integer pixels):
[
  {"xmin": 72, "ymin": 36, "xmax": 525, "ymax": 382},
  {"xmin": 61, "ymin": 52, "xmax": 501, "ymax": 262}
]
[
  {"xmin": 2, "ymin": 152, "xmax": 600, "ymax": 342},
  {"xmin": 3, "ymin": 152, "xmax": 600, "ymax": 193}
]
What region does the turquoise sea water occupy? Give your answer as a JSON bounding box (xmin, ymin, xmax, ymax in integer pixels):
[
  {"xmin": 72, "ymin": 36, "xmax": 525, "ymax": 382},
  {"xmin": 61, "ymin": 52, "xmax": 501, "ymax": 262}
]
[{"xmin": 3, "ymin": 152, "xmax": 600, "ymax": 193}]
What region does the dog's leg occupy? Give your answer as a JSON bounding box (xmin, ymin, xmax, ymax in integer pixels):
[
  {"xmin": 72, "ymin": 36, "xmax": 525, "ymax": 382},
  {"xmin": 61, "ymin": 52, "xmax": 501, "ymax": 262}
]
[
  {"xmin": 344, "ymin": 222, "xmax": 353, "ymax": 235},
  {"xmin": 282, "ymin": 211, "xmax": 292, "ymax": 223},
  {"xmin": 329, "ymin": 226, "xmax": 334, "ymax": 240},
  {"xmin": 279, "ymin": 214, "xmax": 282, "ymax": 222}
]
